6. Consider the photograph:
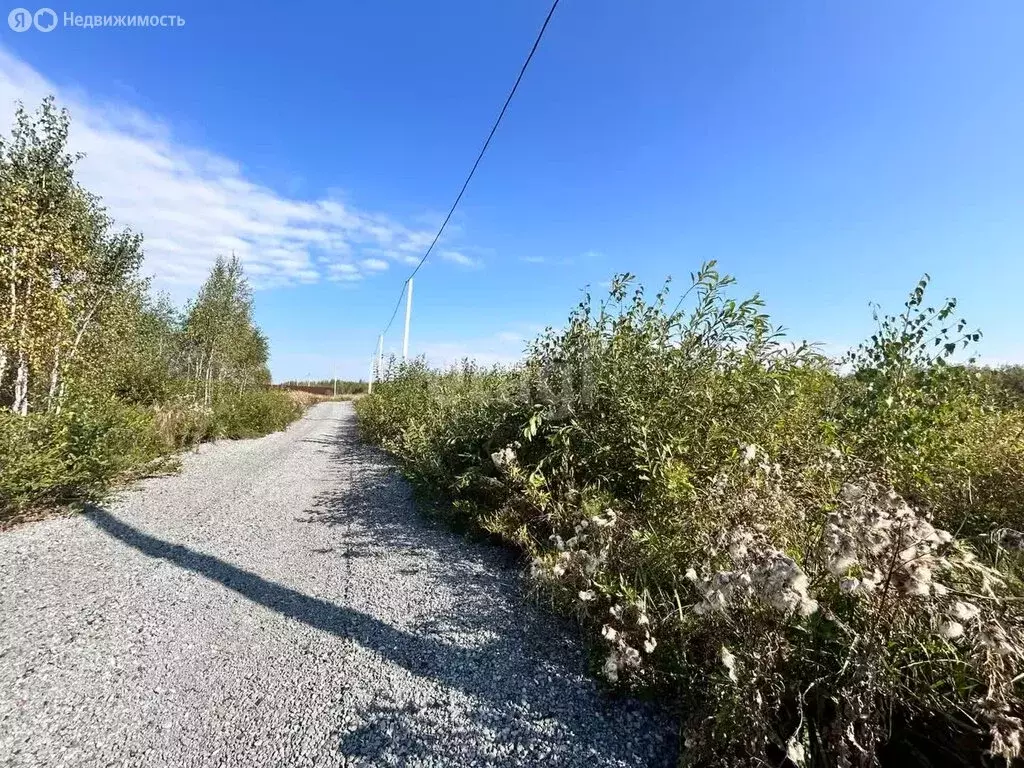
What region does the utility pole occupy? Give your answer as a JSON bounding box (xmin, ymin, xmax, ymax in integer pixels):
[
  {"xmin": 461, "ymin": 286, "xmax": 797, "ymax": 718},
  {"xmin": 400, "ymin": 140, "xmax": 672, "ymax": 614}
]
[
  {"xmin": 369, "ymin": 334, "xmax": 383, "ymax": 394},
  {"xmin": 376, "ymin": 333, "xmax": 384, "ymax": 382},
  {"xmin": 402, "ymin": 278, "xmax": 413, "ymax": 362}
]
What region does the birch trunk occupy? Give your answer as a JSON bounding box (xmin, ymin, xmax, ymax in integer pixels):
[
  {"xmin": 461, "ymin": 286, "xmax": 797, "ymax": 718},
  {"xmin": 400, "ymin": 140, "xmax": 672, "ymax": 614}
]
[
  {"xmin": 47, "ymin": 346, "xmax": 61, "ymax": 412},
  {"xmin": 12, "ymin": 353, "xmax": 28, "ymax": 415},
  {"xmin": 65, "ymin": 301, "xmax": 100, "ymax": 366},
  {"xmin": 204, "ymin": 358, "xmax": 213, "ymax": 406},
  {"xmin": 4, "ymin": 246, "xmax": 16, "ymax": 406},
  {"xmin": 11, "ymin": 275, "xmax": 31, "ymax": 415}
]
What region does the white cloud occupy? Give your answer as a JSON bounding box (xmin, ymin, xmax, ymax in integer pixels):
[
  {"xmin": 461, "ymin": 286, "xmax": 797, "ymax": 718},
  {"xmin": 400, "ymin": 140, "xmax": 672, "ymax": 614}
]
[
  {"xmin": 364, "ymin": 248, "xmax": 422, "ymax": 267},
  {"xmin": 441, "ymin": 250, "xmax": 481, "ymax": 269},
  {"xmin": 0, "ymin": 48, "xmax": 471, "ymax": 294},
  {"xmin": 520, "ymin": 251, "xmax": 602, "ymax": 267},
  {"xmin": 360, "ymin": 257, "xmax": 389, "ymax": 272},
  {"xmin": 326, "ymin": 263, "xmax": 362, "ymax": 282}
]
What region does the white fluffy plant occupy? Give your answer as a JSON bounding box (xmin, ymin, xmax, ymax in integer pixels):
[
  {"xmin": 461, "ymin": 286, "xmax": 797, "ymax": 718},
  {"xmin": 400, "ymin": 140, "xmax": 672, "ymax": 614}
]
[
  {"xmin": 528, "ymin": 433, "xmax": 1023, "ymax": 765},
  {"xmin": 528, "ymin": 501, "xmax": 664, "ymax": 687},
  {"xmin": 804, "ymin": 478, "xmax": 1023, "ymax": 764},
  {"xmin": 679, "ymin": 463, "xmax": 1023, "ymax": 766}
]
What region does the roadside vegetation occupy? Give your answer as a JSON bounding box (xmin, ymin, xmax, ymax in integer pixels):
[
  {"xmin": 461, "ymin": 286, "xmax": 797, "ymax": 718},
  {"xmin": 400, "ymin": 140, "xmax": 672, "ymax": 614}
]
[
  {"xmin": 275, "ymin": 379, "xmax": 368, "ymax": 396},
  {"xmin": 358, "ymin": 264, "xmax": 1024, "ymax": 767},
  {"xmin": 0, "ymin": 98, "xmax": 303, "ymax": 525}
]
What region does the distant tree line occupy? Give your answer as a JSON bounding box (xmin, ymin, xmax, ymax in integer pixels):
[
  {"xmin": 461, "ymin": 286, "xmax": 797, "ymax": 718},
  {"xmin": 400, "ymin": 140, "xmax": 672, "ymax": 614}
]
[{"xmin": 275, "ymin": 380, "xmax": 368, "ymax": 396}]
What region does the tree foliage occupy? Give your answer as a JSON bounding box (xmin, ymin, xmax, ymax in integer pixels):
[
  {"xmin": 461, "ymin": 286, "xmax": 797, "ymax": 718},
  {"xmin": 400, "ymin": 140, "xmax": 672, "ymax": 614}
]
[
  {"xmin": 0, "ymin": 96, "xmax": 144, "ymax": 414},
  {"xmin": 0, "ymin": 98, "xmax": 274, "ymax": 415},
  {"xmin": 0, "ymin": 98, "xmax": 299, "ymax": 522}
]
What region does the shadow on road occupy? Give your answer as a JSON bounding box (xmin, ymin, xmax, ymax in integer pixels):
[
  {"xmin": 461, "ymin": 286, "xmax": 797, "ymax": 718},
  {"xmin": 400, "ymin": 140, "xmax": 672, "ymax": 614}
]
[
  {"xmin": 86, "ymin": 505, "xmax": 502, "ymax": 695},
  {"xmin": 84, "ymin": 405, "xmax": 676, "ymax": 766}
]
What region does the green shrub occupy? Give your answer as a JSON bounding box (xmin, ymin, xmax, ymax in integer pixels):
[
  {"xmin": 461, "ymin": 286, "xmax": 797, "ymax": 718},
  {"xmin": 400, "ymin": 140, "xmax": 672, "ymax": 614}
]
[
  {"xmin": 150, "ymin": 401, "xmax": 215, "ymax": 450},
  {"xmin": 0, "ymin": 396, "xmax": 166, "ymax": 522},
  {"xmin": 980, "ymin": 365, "xmax": 1024, "ymax": 409},
  {"xmin": 1, "ymin": 387, "xmax": 308, "ymax": 525},
  {"xmin": 357, "ymin": 264, "xmax": 1024, "ymax": 767},
  {"xmin": 837, "ymin": 279, "xmax": 1024, "ymax": 578},
  {"xmin": 209, "ymin": 388, "xmax": 304, "ymax": 439}
]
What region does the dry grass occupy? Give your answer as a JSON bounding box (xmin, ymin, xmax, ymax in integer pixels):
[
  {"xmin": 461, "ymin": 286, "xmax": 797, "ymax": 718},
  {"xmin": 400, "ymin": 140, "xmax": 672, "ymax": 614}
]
[{"xmin": 284, "ymin": 390, "xmax": 326, "ymax": 409}]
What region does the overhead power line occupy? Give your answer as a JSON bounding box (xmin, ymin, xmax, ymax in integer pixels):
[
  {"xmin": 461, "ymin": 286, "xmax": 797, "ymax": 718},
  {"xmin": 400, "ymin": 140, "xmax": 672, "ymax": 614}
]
[{"xmin": 378, "ymin": 0, "xmax": 561, "ymax": 339}]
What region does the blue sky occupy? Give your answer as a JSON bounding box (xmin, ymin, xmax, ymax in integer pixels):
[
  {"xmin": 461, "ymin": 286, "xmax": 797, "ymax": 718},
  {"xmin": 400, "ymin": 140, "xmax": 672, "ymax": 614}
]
[{"xmin": 1, "ymin": 1, "xmax": 1022, "ymax": 379}]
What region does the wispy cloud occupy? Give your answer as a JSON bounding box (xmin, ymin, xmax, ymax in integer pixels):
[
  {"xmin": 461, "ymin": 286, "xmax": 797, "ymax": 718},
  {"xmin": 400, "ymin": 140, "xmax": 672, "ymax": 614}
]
[
  {"xmin": 327, "ymin": 263, "xmax": 362, "ymax": 282},
  {"xmin": 363, "ymin": 248, "xmax": 422, "ymax": 267},
  {"xmin": 520, "ymin": 250, "xmax": 604, "ymax": 267},
  {"xmin": 360, "ymin": 258, "xmax": 389, "ymax": 272},
  {"xmin": 441, "ymin": 250, "xmax": 482, "ymax": 269},
  {"xmin": 0, "ymin": 48, "xmax": 473, "ymax": 294}
]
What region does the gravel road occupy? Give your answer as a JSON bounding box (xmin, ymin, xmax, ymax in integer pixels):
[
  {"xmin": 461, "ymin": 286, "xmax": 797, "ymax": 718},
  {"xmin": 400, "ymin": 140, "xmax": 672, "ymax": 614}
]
[{"xmin": 0, "ymin": 401, "xmax": 676, "ymax": 767}]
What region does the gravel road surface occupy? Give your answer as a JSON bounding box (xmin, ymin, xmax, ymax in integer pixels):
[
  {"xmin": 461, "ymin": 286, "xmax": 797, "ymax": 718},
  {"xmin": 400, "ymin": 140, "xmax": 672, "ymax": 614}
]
[{"xmin": 0, "ymin": 401, "xmax": 676, "ymax": 767}]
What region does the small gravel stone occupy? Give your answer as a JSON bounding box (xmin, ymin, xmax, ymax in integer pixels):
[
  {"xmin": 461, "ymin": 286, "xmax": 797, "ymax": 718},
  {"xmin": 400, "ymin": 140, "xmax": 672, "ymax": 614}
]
[{"xmin": 0, "ymin": 402, "xmax": 676, "ymax": 767}]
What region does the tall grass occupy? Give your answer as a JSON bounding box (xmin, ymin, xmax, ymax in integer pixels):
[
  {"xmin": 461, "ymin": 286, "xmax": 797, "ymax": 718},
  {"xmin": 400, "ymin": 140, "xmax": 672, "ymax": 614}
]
[{"xmin": 357, "ymin": 264, "xmax": 1024, "ymax": 767}]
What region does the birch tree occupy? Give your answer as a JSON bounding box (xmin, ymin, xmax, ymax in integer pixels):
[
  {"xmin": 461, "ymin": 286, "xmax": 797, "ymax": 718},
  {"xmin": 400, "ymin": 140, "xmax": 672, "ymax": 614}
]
[
  {"xmin": 1, "ymin": 98, "xmax": 269, "ymax": 416},
  {"xmin": 0, "ymin": 98, "xmax": 84, "ymax": 414},
  {"xmin": 0, "ymin": 97, "xmax": 144, "ymax": 414},
  {"xmin": 183, "ymin": 255, "xmax": 270, "ymax": 404}
]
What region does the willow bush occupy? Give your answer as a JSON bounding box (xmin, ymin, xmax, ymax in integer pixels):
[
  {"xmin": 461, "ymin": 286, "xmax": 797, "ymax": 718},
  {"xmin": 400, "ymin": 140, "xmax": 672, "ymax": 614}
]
[{"xmin": 357, "ymin": 263, "xmax": 1024, "ymax": 767}]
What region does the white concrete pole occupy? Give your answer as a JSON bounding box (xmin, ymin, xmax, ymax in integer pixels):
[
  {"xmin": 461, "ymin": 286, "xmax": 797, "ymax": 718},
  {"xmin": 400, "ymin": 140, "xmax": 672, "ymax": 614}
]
[
  {"xmin": 376, "ymin": 333, "xmax": 384, "ymax": 381},
  {"xmin": 402, "ymin": 278, "xmax": 414, "ymax": 362}
]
